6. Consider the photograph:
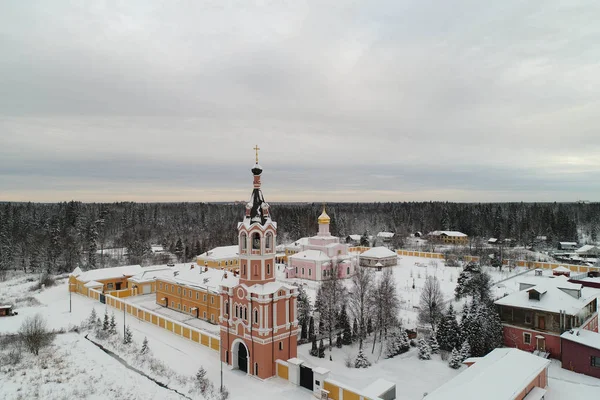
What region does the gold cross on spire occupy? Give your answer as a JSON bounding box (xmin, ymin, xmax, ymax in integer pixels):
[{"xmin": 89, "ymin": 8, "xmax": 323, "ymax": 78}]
[{"xmin": 254, "ymin": 145, "xmax": 260, "ymax": 163}]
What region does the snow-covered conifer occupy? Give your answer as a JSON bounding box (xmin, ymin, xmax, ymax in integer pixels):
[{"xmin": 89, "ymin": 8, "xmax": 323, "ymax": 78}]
[
  {"xmin": 428, "ymin": 335, "xmax": 440, "ymax": 354},
  {"xmin": 109, "ymin": 313, "xmax": 117, "ymax": 335},
  {"xmin": 88, "ymin": 308, "xmax": 98, "ymax": 328},
  {"xmin": 318, "ymin": 339, "xmax": 325, "ymax": 358},
  {"xmin": 102, "ymin": 309, "xmax": 109, "ymax": 331},
  {"xmin": 123, "ymin": 325, "xmax": 133, "ymax": 344},
  {"xmin": 141, "ymin": 336, "xmax": 149, "ymax": 354},
  {"xmin": 448, "ymin": 348, "xmax": 462, "ymax": 369},
  {"xmin": 459, "ymin": 340, "xmax": 471, "ymax": 361},
  {"xmin": 418, "ymin": 338, "xmax": 431, "ymax": 360},
  {"xmin": 354, "ymin": 348, "xmax": 372, "ymax": 368}
]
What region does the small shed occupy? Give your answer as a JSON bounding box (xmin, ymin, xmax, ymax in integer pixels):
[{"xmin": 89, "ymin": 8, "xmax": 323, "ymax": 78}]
[
  {"xmin": 0, "ymin": 305, "xmax": 13, "ymax": 317},
  {"xmin": 552, "ymin": 266, "xmax": 571, "ymax": 277}
]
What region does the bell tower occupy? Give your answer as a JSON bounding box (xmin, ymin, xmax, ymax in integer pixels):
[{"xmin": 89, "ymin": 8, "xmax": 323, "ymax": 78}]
[{"xmin": 237, "ymin": 145, "xmax": 277, "ymax": 285}]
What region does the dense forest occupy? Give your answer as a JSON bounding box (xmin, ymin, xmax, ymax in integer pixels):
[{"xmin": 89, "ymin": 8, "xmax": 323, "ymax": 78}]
[{"xmin": 0, "ymin": 201, "xmax": 598, "ymax": 277}]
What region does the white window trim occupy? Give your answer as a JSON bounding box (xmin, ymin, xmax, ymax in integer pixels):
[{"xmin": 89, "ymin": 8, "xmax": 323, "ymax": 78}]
[{"xmin": 523, "ymin": 332, "xmax": 532, "ymax": 345}]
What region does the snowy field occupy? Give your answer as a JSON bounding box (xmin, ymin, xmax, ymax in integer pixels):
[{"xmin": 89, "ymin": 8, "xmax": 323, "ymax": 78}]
[{"xmin": 0, "ymin": 333, "xmax": 183, "ymax": 400}]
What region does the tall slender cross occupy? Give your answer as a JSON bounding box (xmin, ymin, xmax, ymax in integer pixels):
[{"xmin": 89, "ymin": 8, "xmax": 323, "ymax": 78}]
[{"xmin": 254, "ymin": 145, "xmax": 260, "ymax": 163}]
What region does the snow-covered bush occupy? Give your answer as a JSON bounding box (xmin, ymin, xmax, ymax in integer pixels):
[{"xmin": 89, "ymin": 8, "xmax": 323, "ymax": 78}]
[
  {"xmin": 448, "ymin": 348, "xmax": 462, "ymax": 369},
  {"xmin": 354, "ymin": 349, "xmax": 371, "ymax": 368},
  {"xmin": 428, "ymin": 335, "xmax": 440, "ymax": 354},
  {"xmin": 417, "ymin": 338, "xmax": 431, "ymax": 360}
]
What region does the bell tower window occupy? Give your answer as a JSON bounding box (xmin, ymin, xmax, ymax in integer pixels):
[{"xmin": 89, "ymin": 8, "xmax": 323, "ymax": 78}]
[
  {"xmin": 266, "ymin": 233, "xmax": 273, "ymax": 251},
  {"xmin": 241, "ymin": 233, "xmax": 247, "ymax": 250},
  {"xmin": 252, "ymin": 233, "xmax": 261, "ymax": 250}
]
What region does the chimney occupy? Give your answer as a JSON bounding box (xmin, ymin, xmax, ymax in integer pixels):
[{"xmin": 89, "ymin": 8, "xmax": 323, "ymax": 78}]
[{"xmin": 224, "ymin": 272, "xmax": 228, "ymax": 278}]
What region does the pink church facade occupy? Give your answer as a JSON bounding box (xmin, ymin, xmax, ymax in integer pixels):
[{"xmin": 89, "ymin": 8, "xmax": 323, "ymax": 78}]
[{"xmin": 286, "ymin": 208, "xmax": 356, "ymax": 281}]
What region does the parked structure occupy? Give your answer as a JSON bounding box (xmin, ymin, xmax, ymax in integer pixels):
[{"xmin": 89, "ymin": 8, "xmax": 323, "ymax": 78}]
[
  {"xmin": 561, "ymin": 328, "xmax": 600, "ymax": 379},
  {"xmin": 0, "ymin": 305, "xmax": 14, "ymax": 317},
  {"xmin": 427, "ymin": 230, "xmax": 468, "ymax": 245},
  {"xmin": 425, "ymin": 348, "xmax": 551, "ymax": 400},
  {"xmin": 359, "ymin": 246, "xmax": 398, "ymax": 268},
  {"xmin": 196, "ymin": 245, "xmax": 240, "ymax": 271},
  {"xmin": 285, "ymin": 207, "xmax": 356, "ymax": 281},
  {"xmin": 495, "ymin": 274, "xmax": 600, "ymax": 358},
  {"xmin": 552, "ymin": 266, "xmax": 571, "ymax": 277},
  {"xmin": 218, "ymin": 152, "xmax": 299, "ymax": 379}
]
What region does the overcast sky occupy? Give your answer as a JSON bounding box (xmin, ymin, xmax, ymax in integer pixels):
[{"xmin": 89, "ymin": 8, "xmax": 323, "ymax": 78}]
[{"xmin": 1, "ymin": 1, "xmax": 599, "ymax": 203}]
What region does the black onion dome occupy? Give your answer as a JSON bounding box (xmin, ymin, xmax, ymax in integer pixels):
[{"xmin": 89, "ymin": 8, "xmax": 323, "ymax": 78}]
[{"xmin": 252, "ymin": 163, "xmax": 263, "ymax": 176}]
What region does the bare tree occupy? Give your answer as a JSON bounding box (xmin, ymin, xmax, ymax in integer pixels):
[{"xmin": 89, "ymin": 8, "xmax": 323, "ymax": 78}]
[
  {"xmin": 370, "ymin": 268, "xmax": 399, "ymax": 354},
  {"xmin": 315, "ymin": 265, "xmax": 345, "ymax": 349},
  {"xmin": 349, "ymin": 265, "xmax": 374, "ymax": 350},
  {"xmin": 19, "ymin": 314, "xmax": 54, "ymax": 356},
  {"xmin": 418, "ymin": 276, "xmax": 445, "ymax": 332}
]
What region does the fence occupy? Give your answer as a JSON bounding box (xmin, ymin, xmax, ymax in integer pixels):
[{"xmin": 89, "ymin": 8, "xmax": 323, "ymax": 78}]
[
  {"xmin": 85, "ymin": 288, "xmax": 220, "ymax": 352},
  {"xmin": 396, "ymin": 249, "xmax": 600, "ymax": 274}
]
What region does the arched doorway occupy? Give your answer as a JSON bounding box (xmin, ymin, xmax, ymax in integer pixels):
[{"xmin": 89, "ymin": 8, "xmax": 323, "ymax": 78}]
[
  {"xmin": 238, "ymin": 343, "xmax": 248, "ymax": 373},
  {"xmin": 232, "ymin": 339, "xmax": 249, "ymax": 374}
]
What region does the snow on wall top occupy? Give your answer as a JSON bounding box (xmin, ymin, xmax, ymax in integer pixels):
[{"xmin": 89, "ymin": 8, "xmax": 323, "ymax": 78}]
[
  {"xmin": 561, "ymin": 329, "xmax": 600, "ymax": 351},
  {"xmin": 159, "ymin": 264, "xmax": 239, "ymax": 293},
  {"xmin": 76, "ymin": 265, "xmax": 143, "ymax": 283},
  {"xmin": 424, "ymin": 348, "xmax": 550, "ymax": 400},
  {"xmin": 360, "ymin": 246, "xmax": 397, "ymax": 259}
]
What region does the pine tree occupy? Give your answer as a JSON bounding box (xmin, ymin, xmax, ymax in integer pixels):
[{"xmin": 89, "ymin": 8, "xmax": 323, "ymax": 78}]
[
  {"xmin": 196, "ymin": 366, "xmax": 209, "ymax": 394},
  {"xmin": 343, "ymin": 316, "xmax": 353, "ymax": 345},
  {"xmin": 318, "ymin": 339, "xmax": 325, "ymax": 358},
  {"xmin": 459, "ymin": 340, "xmax": 471, "ymax": 361},
  {"xmin": 336, "ymin": 332, "xmax": 342, "ymax": 348},
  {"xmin": 141, "ymin": 336, "xmax": 149, "ymax": 354},
  {"xmin": 88, "ymin": 308, "xmax": 98, "ymax": 328},
  {"xmin": 448, "ymin": 348, "xmax": 462, "ymax": 369},
  {"xmin": 308, "ymin": 316, "xmax": 315, "ymax": 341},
  {"xmin": 301, "ymin": 319, "xmax": 308, "ymax": 340},
  {"xmin": 428, "ymin": 335, "xmax": 440, "ymax": 354},
  {"xmin": 109, "ymin": 313, "xmax": 117, "ymax": 335},
  {"xmin": 398, "ymin": 329, "xmax": 410, "ymax": 353},
  {"xmin": 354, "ymin": 348, "xmax": 372, "ymax": 368},
  {"xmin": 123, "ymin": 325, "xmax": 133, "ymax": 344},
  {"xmin": 384, "ymin": 329, "xmax": 400, "ymax": 358},
  {"xmin": 418, "ymin": 338, "xmax": 431, "ymax": 360},
  {"xmin": 309, "ymin": 336, "xmax": 318, "ymax": 357},
  {"xmin": 102, "ymin": 309, "xmax": 109, "ymax": 331}
]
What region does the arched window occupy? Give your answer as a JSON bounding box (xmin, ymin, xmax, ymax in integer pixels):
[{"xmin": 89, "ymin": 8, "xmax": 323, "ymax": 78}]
[
  {"xmin": 240, "ymin": 233, "xmax": 247, "ymax": 250},
  {"xmin": 235, "ymin": 305, "xmax": 239, "ymax": 318},
  {"xmin": 252, "ymin": 232, "xmax": 261, "ymax": 250},
  {"xmin": 253, "ymin": 308, "xmax": 258, "ymax": 324},
  {"xmin": 267, "ymin": 264, "xmax": 270, "ymax": 275},
  {"xmin": 244, "ymin": 307, "xmax": 248, "ymax": 321},
  {"xmin": 242, "ymin": 264, "xmax": 246, "ymax": 275},
  {"xmin": 265, "ymin": 232, "xmax": 273, "ymax": 250},
  {"xmin": 225, "ymin": 301, "xmax": 229, "ymax": 316}
]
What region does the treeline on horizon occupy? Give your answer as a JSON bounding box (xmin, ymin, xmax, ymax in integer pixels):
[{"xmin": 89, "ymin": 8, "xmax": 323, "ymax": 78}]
[{"xmin": 0, "ymin": 201, "xmax": 598, "ymax": 276}]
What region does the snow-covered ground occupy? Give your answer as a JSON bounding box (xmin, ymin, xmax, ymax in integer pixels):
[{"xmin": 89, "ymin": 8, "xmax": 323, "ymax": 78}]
[
  {"xmin": 277, "ymin": 255, "xmax": 531, "ymax": 329},
  {"xmin": 0, "ymin": 333, "xmax": 183, "ymax": 400},
  {"xmin": 2, "ymin": 255, "xmax": 600, "ymax": 399}
]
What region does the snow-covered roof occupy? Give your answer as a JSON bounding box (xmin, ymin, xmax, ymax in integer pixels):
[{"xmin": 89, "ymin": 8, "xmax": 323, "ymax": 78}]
[
  {"xmin": 347, "ymin": 234, "xmax": 361, "ymax": 241},
  {"xmin": 360, "ymin": 247, "xmax": 397, "ymax": 259},
  {"xmin": 377, "ymin": 232, "xmax": 395, "ymax": 238},
  {"xmin": 70, "ymin": 267, "xmax": 83, "ymax": 277},
  {"xmin": 561, "ymin": 329, "xmax": 600, "ymax": 351},
  {"xmin": 285, "ymin": 237, "xmax": 310, "ymax": 249},
  {"xmin": 559, "ymin": 242, "xmax": 578, "ymax": 246},
  {"xmin": 150, "ymin": 245, "xmax": 164, "ymax": 253},
  {"xmin": 552, "ymin": 266, "xmax": 571, "ymax": 273},
  {"xmin": 198, "ymin": 245, "xmax": 239, "ymax": 260},
  {"xmin": 76, "ymin": 265, "xmax": 143, "ymax": 283},
  {"xmin": 362, "ymin": 378, "xmax": 395, "ymax": 398},
  {"xmin": 495, "ymin": 277, "xmax": 600, "ymax": 315},
  {"xmin": 488, "ymin": 238, "xmax": 499, "ymax": 243},
  {"xmin": 290, "ymin": 249, "xmax": 331, "ymax": 262},
  {"xmin": 158, "ymin": 264, "xmax": 239, "ymax": 294},
  {"xmin": 428, "ymin": 230, "xmax": 467, "ymax": 237},
  {"xmin": 424, "ymin": 348, "xmax": 550, "ymax": 400},
  {"xmin": 128, "ymin": 265, "xmax": 175, "ymax": 283},
  {"xmin": 84, "ymin": 280, "xmax": 103, "ymax": 288},
  {"xmin": 0, "ymin": 305, "xmax": 13, "ymax": 309},
  {"xmin": 576, "ymin": 245, "xmax": 600, "ymax": 254}
]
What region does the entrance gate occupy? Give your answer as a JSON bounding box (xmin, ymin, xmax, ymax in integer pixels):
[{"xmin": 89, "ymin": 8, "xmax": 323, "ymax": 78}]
[
  {"xmin": 238, "ymin": 343, "xmax": 248, "ymax": 373},
  {"xmin": 99, "ymin": 294, "xmax": 106, "ymax": 304},
  {"xmin": 300, "ymin": 364, "xmax": 314, "ymax": 391}
]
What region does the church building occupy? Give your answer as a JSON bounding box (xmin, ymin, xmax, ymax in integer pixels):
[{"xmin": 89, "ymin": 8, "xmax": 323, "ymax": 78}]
[
  {"xmin": 285, "ymin": 207, "xmax": 356, "ymax": 281},
  {"xmin": 219, "ymin": 148, "xmax": 299, "ymax": 379}
]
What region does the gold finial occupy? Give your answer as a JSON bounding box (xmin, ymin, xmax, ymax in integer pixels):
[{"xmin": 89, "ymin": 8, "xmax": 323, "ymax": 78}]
[
  {"xmin": 254, "ymin": 145, "xmax": 260, "ymax": 163},
  {"xmin": 322, "ymin": 202, "xmax": 326, "ymax": 213}
]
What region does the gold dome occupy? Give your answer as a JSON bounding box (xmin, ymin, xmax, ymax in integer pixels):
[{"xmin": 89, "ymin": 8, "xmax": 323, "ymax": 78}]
[{"xmin": 318, "ymin": 205, "xmax": 330, "ymax": 225}]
